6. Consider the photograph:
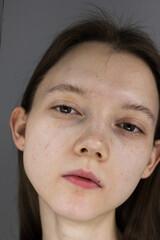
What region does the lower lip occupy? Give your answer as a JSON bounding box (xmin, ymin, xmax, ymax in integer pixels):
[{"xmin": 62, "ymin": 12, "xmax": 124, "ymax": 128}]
[{"xmin": 63, "ymin": 175, "xmax": 100, "ymax": 189}]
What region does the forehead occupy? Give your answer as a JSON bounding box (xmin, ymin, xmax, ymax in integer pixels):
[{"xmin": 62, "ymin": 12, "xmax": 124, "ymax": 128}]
[{"xmin": 35, "ymin": 42, "xmax": 159, "ymax": 119}]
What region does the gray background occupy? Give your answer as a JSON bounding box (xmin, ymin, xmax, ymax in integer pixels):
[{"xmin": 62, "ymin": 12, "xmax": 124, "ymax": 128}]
[{"xmin": 1, "ymin": 0, "xmax": 160, "ymax": 239}]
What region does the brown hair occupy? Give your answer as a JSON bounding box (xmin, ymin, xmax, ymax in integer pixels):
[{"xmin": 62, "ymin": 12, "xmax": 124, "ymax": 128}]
[{"xmin": 18, "ymin": 9, "xmax": 160, "ymax": 240}]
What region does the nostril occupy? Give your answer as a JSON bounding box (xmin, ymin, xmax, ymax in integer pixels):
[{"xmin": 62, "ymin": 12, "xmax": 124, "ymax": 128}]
[
  {"xmin": 80, "ymin": 148, "xmax": 88, "ymax": 153},
  {"xmin": 96, "ymin": 152, "xmax": 102, "ymax": 158},
  {"xmin": 80, "ymin": 148, "xmax": 103, "ymax": 159}
]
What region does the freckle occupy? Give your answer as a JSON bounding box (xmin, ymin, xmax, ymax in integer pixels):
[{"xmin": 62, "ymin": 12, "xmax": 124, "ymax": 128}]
[{"xmin": 71, "ymin": 189, "xmax": 84, "ymax": 196}]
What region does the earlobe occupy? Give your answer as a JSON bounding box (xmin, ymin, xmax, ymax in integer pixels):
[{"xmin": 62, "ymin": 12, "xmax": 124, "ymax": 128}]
[
  {"xmin": 141, "ymin": 140, "xmax": 160, "ymax": 179},
  {"xmin": 10, "ymin": 106, "xmax": 27, "ymax": 151}
]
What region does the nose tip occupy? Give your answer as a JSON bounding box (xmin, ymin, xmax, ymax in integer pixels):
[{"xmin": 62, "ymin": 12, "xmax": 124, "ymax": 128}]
[{"xmin": 74, "ymin": 136, "xmax": 108, "ymax": 162}]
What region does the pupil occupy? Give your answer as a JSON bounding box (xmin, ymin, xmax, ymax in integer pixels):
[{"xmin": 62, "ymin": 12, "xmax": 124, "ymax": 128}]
[
  {"xmin": 60, "ymin": 106, "xmax": 71, "ymax": 113},
  {"xmin": 124, "ymin": 123, "xmax": 135, "ymax": 131}
]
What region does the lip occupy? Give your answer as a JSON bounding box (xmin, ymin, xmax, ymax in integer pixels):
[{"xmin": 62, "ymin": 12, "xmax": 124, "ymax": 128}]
[{"xmin": 62, "ymin": 168, "xmax": 102, "ymax": 189}]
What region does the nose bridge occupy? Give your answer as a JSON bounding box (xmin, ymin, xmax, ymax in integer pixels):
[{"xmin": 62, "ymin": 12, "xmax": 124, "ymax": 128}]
[
  {"xmin": 84, "ymin": 123, "xmax": 105, "ymax": 146},
  {"xmin": 74, "ymin": 119, "xmax": 109, "ymax": 162}
]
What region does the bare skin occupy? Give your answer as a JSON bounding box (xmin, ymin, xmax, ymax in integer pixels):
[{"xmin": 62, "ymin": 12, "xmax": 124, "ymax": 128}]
[{"xmin": 10, "ymin": 42, "xmax": 160, "ymax": 240}]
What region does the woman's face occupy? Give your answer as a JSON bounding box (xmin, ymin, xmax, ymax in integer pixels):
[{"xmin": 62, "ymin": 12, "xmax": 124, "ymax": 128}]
[{"xmin": 12, "ymin": 42, "xmax": 160, "ymax": 221}]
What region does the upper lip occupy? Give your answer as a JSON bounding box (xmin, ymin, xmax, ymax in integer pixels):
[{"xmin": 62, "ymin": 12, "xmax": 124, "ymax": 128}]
[{"xmin": 63, "ymin": 168, "xmax": 102, "ymax": 187}]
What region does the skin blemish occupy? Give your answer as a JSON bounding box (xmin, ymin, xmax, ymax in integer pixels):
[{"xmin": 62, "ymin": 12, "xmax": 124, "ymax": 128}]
[{"xmin": 44, "ymin": 143, "xmax": 50, "ymax": 150}]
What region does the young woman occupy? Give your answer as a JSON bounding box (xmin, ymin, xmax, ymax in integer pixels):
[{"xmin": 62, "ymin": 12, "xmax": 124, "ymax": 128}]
[{"xmin": 10, "ymin": 10, "xmax": 160, "ymax": 240}]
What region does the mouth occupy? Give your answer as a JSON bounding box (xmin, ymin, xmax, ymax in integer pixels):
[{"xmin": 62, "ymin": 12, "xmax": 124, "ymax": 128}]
[{"xmin": 62, "ymin": 168, "xmax": 102, "ymax": 189}]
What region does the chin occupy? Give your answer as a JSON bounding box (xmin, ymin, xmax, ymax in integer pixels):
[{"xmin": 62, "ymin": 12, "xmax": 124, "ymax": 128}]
[{"xmin": 50, "ymin": 195, "xmax": 101, "ymax": 222}]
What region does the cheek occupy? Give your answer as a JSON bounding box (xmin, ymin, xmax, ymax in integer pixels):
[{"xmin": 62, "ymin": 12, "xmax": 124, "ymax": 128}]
[
  {"xmin": 23, "ymin": 118, "xmax": 71, "ymax": 193},
  {"xmin": 108, "ymin": 141, "xmax": 152, "ymax": 202},
  {"xmin": 113, "ymin": 135, "xmax": 152, "ymax": 174}
]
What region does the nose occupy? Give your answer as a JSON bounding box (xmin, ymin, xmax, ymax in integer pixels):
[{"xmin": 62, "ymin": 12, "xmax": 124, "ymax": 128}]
[{"xmin": 74, "ymin": 130, "xmax": 109, "ymax": 162}]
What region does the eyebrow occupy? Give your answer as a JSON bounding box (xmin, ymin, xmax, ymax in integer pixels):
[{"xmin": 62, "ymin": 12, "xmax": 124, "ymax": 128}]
[
  {"xmin": 47, "ymin": 83, "xmax": 87, "ymax": 96},
  {"xmin": 46, "ymin": 83, "xmax": 155, "ymax": 123},
  {"xmin": 122, "ymin": 103, "xmax": 155, "ymax": 123}
]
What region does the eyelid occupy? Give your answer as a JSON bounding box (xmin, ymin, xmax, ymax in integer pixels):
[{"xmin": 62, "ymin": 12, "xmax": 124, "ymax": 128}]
[
  {"xmin": 53, "ymin": 105, "xmax": 78, "ymax": 114},
  {"xmin": 117, "ymin": 122, "xmax": 143, "ymax": 134},
  {"xmin": 115, "ymin": 118, "xmax": 146, "ymax": 135},
  {"xmin": 51, "ymin": 100, "xmax": 85, "ymax": 117}
]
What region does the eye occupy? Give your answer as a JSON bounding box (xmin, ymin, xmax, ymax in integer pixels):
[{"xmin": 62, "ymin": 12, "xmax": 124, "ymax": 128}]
[
  {"xmin": 117, "ymin": 122, "xmax": 143, "ymax": 134},
  {"xmin": 53, "ymin": 105, "xmax": 78, "ymax": 115}
]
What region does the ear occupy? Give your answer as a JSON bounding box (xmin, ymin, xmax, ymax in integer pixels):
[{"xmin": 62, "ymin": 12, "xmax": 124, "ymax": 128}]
[
  {"xmin": 10, "ymin": 106, "xmax": 27, "ymax": 151},
  {"xmin": 141, "ymin": 140, "xmax": 160, "ymax": 179}
]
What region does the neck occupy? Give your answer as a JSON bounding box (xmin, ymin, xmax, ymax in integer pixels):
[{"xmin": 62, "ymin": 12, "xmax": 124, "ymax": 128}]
[{"xmin": 39, "ymin": 198, "xmax": 122, "ymax": 240}]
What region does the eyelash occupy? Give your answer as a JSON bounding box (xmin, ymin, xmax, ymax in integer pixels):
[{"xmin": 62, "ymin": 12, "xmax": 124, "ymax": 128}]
[
  {"xmin": 116, "ymin": 122, "xmax": 144, "ymax": 134},
  {"xmin": 52, "ymin": 104, "xmax": 80, "ymax": 115},
  {"xmin": 52, "ymin": 104, "xmax": 144, "ymax": 134}
]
